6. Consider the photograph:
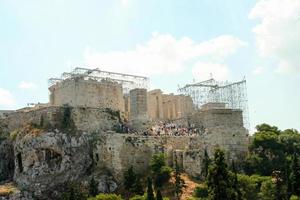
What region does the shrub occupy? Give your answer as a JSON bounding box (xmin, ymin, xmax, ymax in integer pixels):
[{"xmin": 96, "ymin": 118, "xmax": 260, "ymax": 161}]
[
  {"xmin": 88, "ymin": 193, "xmax": 123, "ymax": 200},
  {"xmin": 193, "ymin": 184, "xmax": 208, "ymax": 198},
  {"xmin": 150, "ymin": 154, "xmax": 172, "ymax": 188},
  {"xmin": 290, "ymin": 195, "xmax": 300, "ymax": 200}
]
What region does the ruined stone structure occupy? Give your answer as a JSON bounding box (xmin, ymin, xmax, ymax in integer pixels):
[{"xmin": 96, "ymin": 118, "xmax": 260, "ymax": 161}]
[
  {"xmin": 0, "ymin": 68, "xmax": 249, "ymax": 200},
  {"xmin": 129, "ymin": 88, "xmax": 148, "ymax": 120},
  {"xmin": 147, "ymin": 89, "xmax": 194, "ymax": 121},
  {"xmin": 49, "ymin": 77, "xmax": 124, "ymax": 112}
]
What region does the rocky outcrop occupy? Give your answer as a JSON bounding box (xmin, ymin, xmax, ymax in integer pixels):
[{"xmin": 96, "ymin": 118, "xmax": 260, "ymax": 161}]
[
  {"xmin": 0, "ymin": 140, "xmax": 14, "ymax": 182},
  {"xmin": 13, "ymin": 131, "xmax": 92, "ymax": 198}
]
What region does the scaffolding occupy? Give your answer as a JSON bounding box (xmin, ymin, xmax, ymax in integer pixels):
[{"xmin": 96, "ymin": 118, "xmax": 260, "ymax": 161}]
[
  {"xmin": 178, "ymin": 78, "xmax": 249, "ymax": 130},
  {"xmin": 48, "ymin": 67, "xmax": 149, "ymax": 94}
]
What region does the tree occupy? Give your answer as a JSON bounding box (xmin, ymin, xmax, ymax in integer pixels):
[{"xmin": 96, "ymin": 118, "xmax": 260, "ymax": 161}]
[
  {"xmin": 207, "ymin": 148, "xmax": 237, "ymax": 200},
  {"xmin": 259, "ymin": 179, "xmax": 276, "ymax": 200},
  {"xmin": 89, "ymin": 177, "xmax": 98, "ymax": 197},
  {"xmin": 147, "ymin": 177, "xmax": 155, "ymax": 200},
  {"xmin": 272, "ymin": 170, "xmax": 288, "ymax": 200},
  {"xmin": 174, "ymin": 159, "xmax": 185, "ymax": 199},
  {"xmin": 231, "ymin": 161, "xmax": 242, "ymax": 200},
  {"xmin": 133, "ymin": 176, "xmax": 144, "ymax": 195},
  {"xmin": 87, "ymin": 193, "xmax": 123, "ymax": 200},
  {"xmin": 124, "ymin": 166, "xmax": 137, "ymax": 190},
  {"xmin": 201, "ymin": 148, "xmax": 211, "ymax": 180},
  {"xmin": 245, "ymin": 124, "xmax": 300, "ymax": 177},
  {"xmin": 156, "ymin": 190, "xmax": 163, "ymax": 200},
  {"xmin": 124, "ymin": 166, "xmax": 144, "ymax": 195},
  {"xmin": 150, "ymin": 154, "xmax": 172, "ymax": 188},
  {"xmin": 290, "ymin": 153, "xmax": 300, "ymax": 196}
]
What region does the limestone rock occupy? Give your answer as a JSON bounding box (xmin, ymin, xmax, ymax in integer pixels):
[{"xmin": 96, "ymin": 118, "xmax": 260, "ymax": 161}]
[
  {"xmin": 96, "ymin": 175, "xmax": 117, "ymax": 193},
  {"xmin": 0, "ymin": 140, "xmax": 14, "ymax": 181},
  {"xmin": 13, "ymin": 131, "xmax": 92, "ymax": 198}
]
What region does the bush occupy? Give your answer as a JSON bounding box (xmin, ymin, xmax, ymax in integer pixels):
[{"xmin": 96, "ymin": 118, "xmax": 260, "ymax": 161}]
[
  {"xmin": 150, "ymin": 154, "xmax": 172, "ymax": 188},
  {"xmin": 87, "ymin": 193, "xmax": 123, "ymax": 200},
  {"xmin": 130, "ymin": 194, "xmax": 146, "ymax": 200},
  {"xmin": 61, "ymin": 182, "xmax": 88, "ymax": 200},
  {"xmin": 290, "ymin": 195, "xmax": 300, "ymax": 200},
  {"xmin": 193, "ymin": 184, "xmax": 208, "ymax": 198}
]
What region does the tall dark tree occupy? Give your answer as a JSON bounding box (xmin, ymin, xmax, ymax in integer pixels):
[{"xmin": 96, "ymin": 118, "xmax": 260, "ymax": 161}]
[
  {"xmin": 147, "ymin": 177, "xmax": 155, "ymax": 200},
  {"xmin": 150, "ymin": 153, "xmax": 172, "ymax": 188},
  {"xmin": 124, "ymin": 166, "xmax": 137, "ymax": 190},
  {"xmin": 272, "ymin": 170, "xmax": 288, "ymax": 200},
  {"xmin": 207, "ymin": 148, "xmax": 237, "ymax": 200},
  {"xmin": 156, "ymin": 189, "xmax": 163, "ymax": 200},
  {"xmin": 201, "ymin": 148, "xmax": 211, "ymax": 180},
  {"xmin": 290, "ymin": 153, "xmax": 300, "ymax": 195},
  {"xmin": 231, "ymin": 161, "xmax": 242, "ymax": 200},
  {"xmin": 174, "ymin": 159, "xmax": 185, "ymax": 200},
  {"xmin": 89, "ymin": 177, "xmax": 98, "ymax": 197}
]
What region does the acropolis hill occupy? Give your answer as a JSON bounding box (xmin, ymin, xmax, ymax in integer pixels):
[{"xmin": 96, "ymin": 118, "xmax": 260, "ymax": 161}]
[{"xmin": 0, "ymin": 67, "xmax": 249, "ymax": 199}]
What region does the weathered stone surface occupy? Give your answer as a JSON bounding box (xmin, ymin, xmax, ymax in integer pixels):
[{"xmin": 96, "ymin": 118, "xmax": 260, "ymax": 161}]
[
  {"xmin": 13, "ymin": 131, "xmax": 92, "ymax": 198},
  {"xmin": 4, "ymin": 106, "xmax": 121, "ymax": 133},
  {"xmin": 0, "ymin": 191, "xmax": 33, "ymax": 200},
  {"xmin": 0, "ymin": 140, "xmax": 14, "ymax": 182},
  {"xmin": 96, "ymin": 175, "xmax": 117, "ymax": 193},
  {"xmin": 49, "ymin": 78, "xmax": 125, "ymax": 112}
]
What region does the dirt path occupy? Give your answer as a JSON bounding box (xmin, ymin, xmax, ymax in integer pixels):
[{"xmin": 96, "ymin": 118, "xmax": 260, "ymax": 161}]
[{"xmin": 180, "ymin": 173, "xmax": 199, "ymax": 200}]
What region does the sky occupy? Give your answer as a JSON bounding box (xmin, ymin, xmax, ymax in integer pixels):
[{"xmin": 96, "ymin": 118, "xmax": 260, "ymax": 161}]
[{"xmin": 0, "ymin": 0, "xmax": 299, "ymax": 132}]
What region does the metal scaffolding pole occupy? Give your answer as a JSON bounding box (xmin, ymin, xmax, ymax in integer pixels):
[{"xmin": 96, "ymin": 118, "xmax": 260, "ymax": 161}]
[
  {"xmin": 178, "ymin": 78, "xmax": 250, "ymax": 130},
  {"xmin": 48, "ymin": 67, "xmax": 149, "ymax": 94}
]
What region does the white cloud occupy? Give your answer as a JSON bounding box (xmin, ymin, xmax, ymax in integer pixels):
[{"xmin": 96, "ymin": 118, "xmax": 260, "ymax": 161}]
[
  {"xmin": 252, "ymin": 66, "xmax": 264, "ymax": 75},
  {"xmin": 19, "ymin": 81, "xmax": 37, "ymax": 89},
  {"xmin": 84, "ymin": 33, "xmax": 246, "ymax": 79},
  {"xmin": 249, "ymin": 0, "xmax": 300, "ymax": 74},
  {"xmin": 192, "ymin": 62, "xmax": 229, "ymax": 81},
  {"xmin": 0, "ymin": 88, "xmax": 15, "ymax": 106}
]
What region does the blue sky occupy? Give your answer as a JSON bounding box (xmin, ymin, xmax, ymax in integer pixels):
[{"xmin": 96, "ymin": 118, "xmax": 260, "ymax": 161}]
[{"xmin": 0, "ymin": 0, "xmax": 299, "ymax": 132}]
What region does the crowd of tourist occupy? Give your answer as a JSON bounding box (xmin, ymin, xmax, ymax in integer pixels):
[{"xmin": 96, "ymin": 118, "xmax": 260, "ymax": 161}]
[
  {"xmin": 119, "ymin": 121, "xmax": 204, "ymax": 136},
  {"xmin": 145, "ymin": 122, "xmax": 200, "ymax": 136}
]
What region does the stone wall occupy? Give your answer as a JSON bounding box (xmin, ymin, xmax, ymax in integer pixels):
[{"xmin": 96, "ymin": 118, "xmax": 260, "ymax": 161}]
[
  {"xmin": 188, "ymin": 105, "xmax": 249, "ymax": 161},
  {"xmin": 129, "ymin": 88, "xmax": 148, "ymax": 120},
  {"xmin": 49, "ymin": 78, "xmax": 124, "ymax": 112},
  {"xmin": 93, "ymin": 134, "xmax": 203, "ymax": 181},
  {"xmin": 3, "ymin": 106, "xmax": 121, "ymax": 133}
]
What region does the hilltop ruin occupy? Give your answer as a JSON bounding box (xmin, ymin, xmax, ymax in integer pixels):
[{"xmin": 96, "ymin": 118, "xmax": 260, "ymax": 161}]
[{"xmin": 0, "ymin": 67, "xmax": 249, "ymax": 199}]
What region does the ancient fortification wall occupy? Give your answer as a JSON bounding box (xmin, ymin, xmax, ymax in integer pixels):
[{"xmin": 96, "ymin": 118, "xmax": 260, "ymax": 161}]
[
  {"xmin": 3, "ymin": 106, "xmax": 121, "ymax": 133},
  {"xmin": 93, "ymin": 134, "xmax": 204, "ymax": 180},
  {"xmin": 49, "ymin": 78, "xmax": 124, "ymax": 112}
]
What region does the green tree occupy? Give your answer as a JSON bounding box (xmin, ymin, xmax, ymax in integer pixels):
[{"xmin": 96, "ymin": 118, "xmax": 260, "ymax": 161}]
[
  {"xmin": 147, "ymin": 177, "xmax": 155, "ymax": 200},
  {"xmin": 89, "ymin": 177, "xmax": 98, "ymax": 197},
  {"xmin": 174, "ymin": 159, "xmax": 185, "ymax": 199},
  {"xmin": 201, "ymin": 149, "xmax": 211, "ymax": 180},
  {"xmin": 259, "ymin": 179, "xmax": 276, "ymax": 200},
  {"xmin": 193, "ymin": 184, "xmax": 208, "ymax": 199},
  {"xmin": 87, "ymin": 193, "xmax": 123, "ymax": 200},
  {"xmin": 236, "ymin": 174, "xmax": 258, "ymax": 200},
  {"xmin": 124, "ymin": 166, "xmax": 137, "ymax": 190},
  {"xmin": 156, "ymin": 190, "xmax": 163, "ymax": 200},
  {"xmin": 124, "ymin": 166, "xmax": 144, "ymax": 195},
  {"xmin": 150, "ymin": 154, "xmax": 172, "ymax": 188},
  {"xmin": 290, "ymin": 153, "xmax": 300, "ymax": 195},
  {"xmin": 231, "ymin": 161, "xmax": 242, "ymax": 200},
  {"xmin": 272, "ymin": 170, "xmax": 288, "ymax": 200},
  {"xmin": 245, "ymin": 124, "xmax": 300, "ymax": 177},
  {"xmin": 207, "ymin": 148, "xmax": 237, "ymax": 200}
]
